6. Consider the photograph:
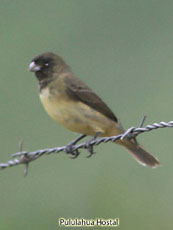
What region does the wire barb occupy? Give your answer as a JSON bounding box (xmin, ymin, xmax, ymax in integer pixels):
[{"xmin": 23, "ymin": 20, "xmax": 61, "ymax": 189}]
[
  {"xmin": 18, "ymin": 139, "xmax": 29, "ymax": 176},
  {"xmin": 1, "ymin": 118, "xmax": 173, "ymax": 174},
  {"xmin": 139, "ymin": 115, "xmax": 146, "ymax": 128}
]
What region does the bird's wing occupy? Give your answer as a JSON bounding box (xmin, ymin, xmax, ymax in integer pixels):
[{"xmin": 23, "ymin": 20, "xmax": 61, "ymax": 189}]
[{"xmin": 65, "ymin": 76, "xmax": 118, "ymax": 122}]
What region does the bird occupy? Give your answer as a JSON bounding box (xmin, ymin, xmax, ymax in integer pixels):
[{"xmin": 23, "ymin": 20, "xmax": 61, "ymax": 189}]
[{"xmin": 29, "ymin": 52, "xmax": 159, "ymax": 168}]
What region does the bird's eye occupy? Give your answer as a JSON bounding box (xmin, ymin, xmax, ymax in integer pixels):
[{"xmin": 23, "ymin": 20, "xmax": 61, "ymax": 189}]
[{"xmin": 45, "ymin": 62, "xmax": 49, "ymax": 66}]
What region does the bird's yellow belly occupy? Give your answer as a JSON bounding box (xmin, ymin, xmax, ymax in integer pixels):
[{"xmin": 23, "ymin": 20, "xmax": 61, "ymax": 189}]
[{"xmin": 39, "ymin": 90, "xmax": 120, "ymax": 136}]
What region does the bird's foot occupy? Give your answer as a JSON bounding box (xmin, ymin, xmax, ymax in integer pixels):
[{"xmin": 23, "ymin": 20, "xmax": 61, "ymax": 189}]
[
  {"xmin": 65, "ymin": 134, "xmax": 86, "ymax": 159},
  {"xmin": 85, "ymin": 132, "xmax": 101, "ymax": 158}
]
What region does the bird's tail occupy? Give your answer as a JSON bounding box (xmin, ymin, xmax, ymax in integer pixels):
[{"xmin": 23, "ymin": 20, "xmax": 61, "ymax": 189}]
[{"xmin": 117, "ymin": 139, "xmax": 160, "ymax": 168}]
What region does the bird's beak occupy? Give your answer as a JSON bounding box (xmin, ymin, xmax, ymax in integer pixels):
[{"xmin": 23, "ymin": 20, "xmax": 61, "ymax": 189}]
[{"xmin": 29, "ymin": 62, "xmax": 41, "ymax": 72}]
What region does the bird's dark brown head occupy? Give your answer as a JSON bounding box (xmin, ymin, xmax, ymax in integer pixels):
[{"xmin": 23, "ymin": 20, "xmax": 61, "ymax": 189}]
[{"xmin": 29, "ymin": 52, "xmax": 70, "ymax": 82}]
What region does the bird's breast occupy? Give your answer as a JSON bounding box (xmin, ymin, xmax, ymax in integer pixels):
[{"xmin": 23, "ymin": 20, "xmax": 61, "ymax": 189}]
[
  {"xmin": 39, "ymin": 86, "xmax": 70, "ymax": 122},
  {"xmin": 39, "ymin": 87, "xmax": 121, "ymax": 136}
]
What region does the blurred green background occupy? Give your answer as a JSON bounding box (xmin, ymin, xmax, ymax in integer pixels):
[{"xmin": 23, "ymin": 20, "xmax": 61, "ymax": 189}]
[{"xmin": 1, "ymin": 0, "xmax": 173, "ymax": 229}]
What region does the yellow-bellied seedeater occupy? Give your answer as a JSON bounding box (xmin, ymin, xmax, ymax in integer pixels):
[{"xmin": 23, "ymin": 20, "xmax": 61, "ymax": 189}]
[{"xmin": 29, "ymin": 52, "xmax": 159, "ymax": 168}]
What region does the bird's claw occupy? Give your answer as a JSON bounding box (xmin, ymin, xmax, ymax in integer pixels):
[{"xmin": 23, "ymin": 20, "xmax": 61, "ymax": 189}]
[
  {"xmin": 70, "ymin": 149, "xmax": 80, "ymax": 159},
  {"xmin": 85, "ymin": 140, "xmax": 95, "ymax": 158},
  {"xmin": 85, "ymin": 132, "xmax": 101, "ymax": 158},
  {"xmin": 65, "ymin": 134, "xmax": 86, "ymax": 159},
  {"xmin": 65, "ymin": 144, "xmax": 80, "ymax": 159}
]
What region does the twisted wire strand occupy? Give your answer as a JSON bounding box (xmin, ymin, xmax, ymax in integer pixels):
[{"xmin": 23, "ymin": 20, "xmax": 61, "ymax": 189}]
[{"xmin": 0, "ymin": 120, "xmax": 173, "ymax": 173}]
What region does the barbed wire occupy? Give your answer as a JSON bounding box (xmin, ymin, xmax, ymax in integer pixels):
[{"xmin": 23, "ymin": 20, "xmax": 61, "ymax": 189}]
[{"xmin": 1, "ymin": 118, "xmax": 173, "ymax": 175}]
